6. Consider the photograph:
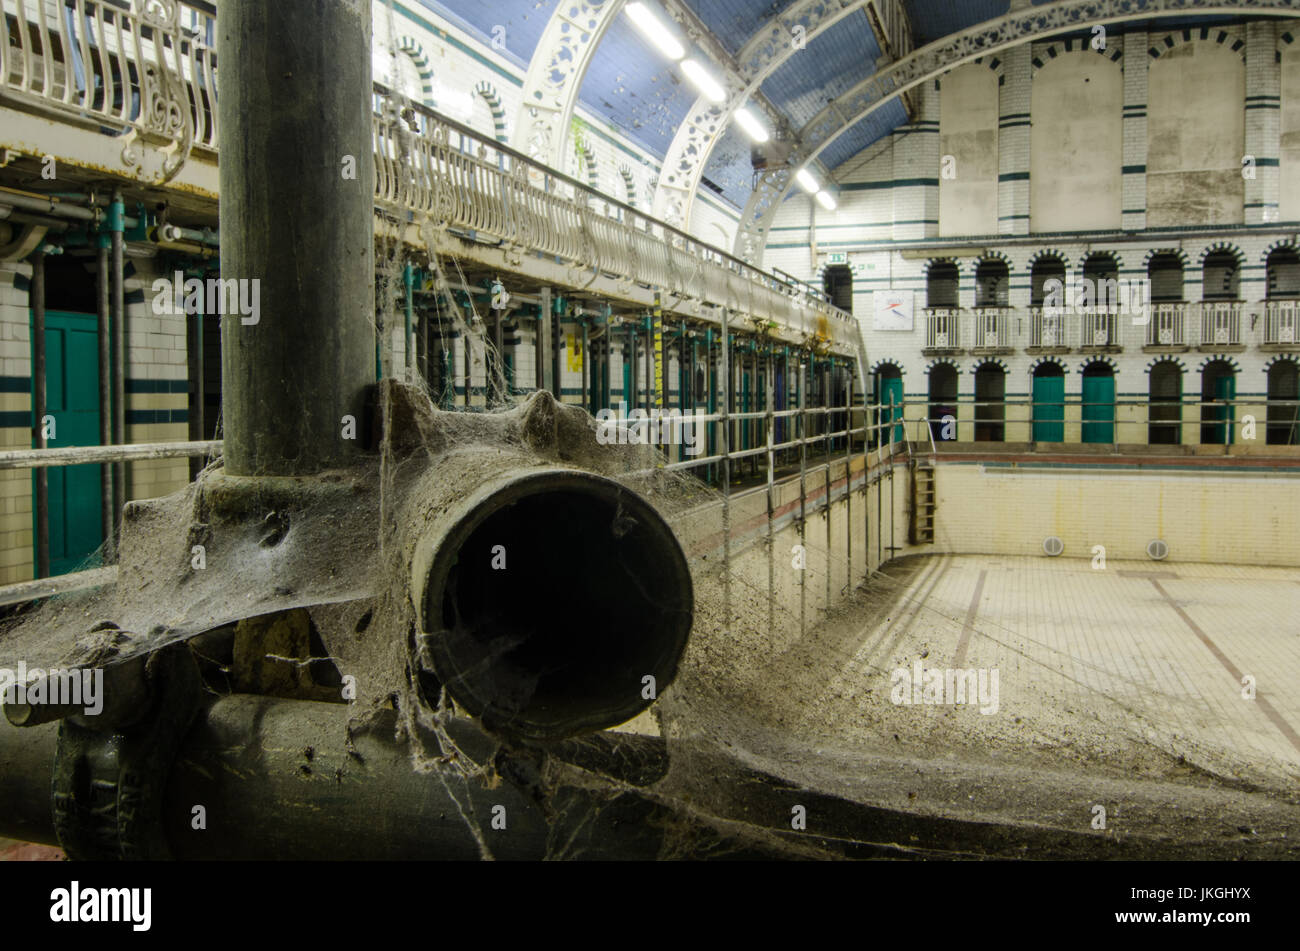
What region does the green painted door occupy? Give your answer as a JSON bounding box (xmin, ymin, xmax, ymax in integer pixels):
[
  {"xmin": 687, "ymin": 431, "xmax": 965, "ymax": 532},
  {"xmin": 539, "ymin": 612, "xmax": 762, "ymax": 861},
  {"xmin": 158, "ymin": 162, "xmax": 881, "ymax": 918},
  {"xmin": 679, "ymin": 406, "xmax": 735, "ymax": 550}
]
[
  {"xmin": 879, "ymin": 375, "xmax": 904, "ymax": 442},
  {"xmin": 1032, "ymin": 372, "xmax": 1065, "ymax": 442},
  {"xmin": 1204, "ymin": 371, "xmax": 1236, "ymax": 445},
  {"xmin": 1081, "ymin": 371, "xmax": 1115, "ymax": 444},
  {"xmin": 33, "ymin": 311, "xmax": 104, "ymax": 576}
]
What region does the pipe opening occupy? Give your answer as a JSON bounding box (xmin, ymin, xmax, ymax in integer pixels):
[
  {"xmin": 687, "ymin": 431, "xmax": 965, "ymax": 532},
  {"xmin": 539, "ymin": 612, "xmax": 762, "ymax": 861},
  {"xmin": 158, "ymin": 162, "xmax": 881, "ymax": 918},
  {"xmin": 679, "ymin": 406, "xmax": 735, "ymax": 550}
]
[{"xmin": 419, "ymin": 472, "xmax": 692, "ymax": 740}]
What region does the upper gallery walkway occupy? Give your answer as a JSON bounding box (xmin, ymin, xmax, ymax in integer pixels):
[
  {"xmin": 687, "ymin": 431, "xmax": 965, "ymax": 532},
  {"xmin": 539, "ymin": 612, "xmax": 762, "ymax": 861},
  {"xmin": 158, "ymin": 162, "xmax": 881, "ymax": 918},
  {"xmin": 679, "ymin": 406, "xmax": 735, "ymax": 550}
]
[{"xmin": 0, "ymin": 0, "xmax": 858, "ymax": 357}]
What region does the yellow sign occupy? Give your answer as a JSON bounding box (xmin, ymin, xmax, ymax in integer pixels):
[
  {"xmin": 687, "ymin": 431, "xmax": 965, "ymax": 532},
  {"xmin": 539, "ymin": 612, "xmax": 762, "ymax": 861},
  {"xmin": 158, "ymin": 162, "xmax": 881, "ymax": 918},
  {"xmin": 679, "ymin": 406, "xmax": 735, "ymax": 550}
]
[{"xmin": 566, "ymin": 333, "xmax": 583, "ymax": 372}]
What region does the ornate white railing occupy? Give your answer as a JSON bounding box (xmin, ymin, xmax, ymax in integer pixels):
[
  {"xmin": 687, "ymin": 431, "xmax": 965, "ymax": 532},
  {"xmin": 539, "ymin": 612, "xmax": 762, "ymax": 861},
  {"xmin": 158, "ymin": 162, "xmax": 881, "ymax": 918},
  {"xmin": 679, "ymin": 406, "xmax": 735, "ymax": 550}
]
[
  {"xmin": 1198, "ymin": 301, "xmax": 1241, "ymax": 347},
  {"xmin": 1, "ymin": 0, "xmax": 216, "ymax": 181},
  {"xmin": 1081, "ymin": 311, "xmax": 1117, "ymax": 348},
  {"xmin": 2, "ymin": 0, "xmax": 855, "ymax": 349},
  {"xmin": 1263, "ymin": 299, "xmax": 1299, "ymax": 346},
  {"xmin": 972, "ymin": 307, "xmax": 1012, "ymax": 350},
  {"xmin": 924, "ymin": 308, "xmax": 960, "ymax": 349},
  {"xmin": 1147, "ymin": 303, "xmax": 1187, "ymax": 347},
  {"xmin": 1029, "ymin": 307, "xmax": 1063, "ymax": 348}
]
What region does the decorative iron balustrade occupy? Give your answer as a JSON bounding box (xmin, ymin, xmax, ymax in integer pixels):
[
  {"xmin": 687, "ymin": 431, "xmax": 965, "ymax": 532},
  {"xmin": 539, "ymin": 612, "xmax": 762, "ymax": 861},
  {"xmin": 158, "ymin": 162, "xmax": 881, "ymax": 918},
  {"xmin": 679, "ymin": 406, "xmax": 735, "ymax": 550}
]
[
  {"xmin": 1199, "ymin": 301, "xmax": 1241, "ymax": 348},
  {"xmin": 923, "ymin": 308, "xmax": 961, "ymax": 350},
  {"xmin": 1, "ymin": 0, "xmax": 216, "ymax": 181},
  {"xmin": 972, "ymin": 307, "xmax": 1012, "ymax": 351},
  {"xmin": 1, "ymin": 0, "xmax": 856, "ymax": 350},
  {"xmin": 1264, "ymin": 300, "xmax": 1299, "ymax": 346},
  {"xmin": 1147, "ymin": 303, "xmax": 1187, "ymax": 347}
]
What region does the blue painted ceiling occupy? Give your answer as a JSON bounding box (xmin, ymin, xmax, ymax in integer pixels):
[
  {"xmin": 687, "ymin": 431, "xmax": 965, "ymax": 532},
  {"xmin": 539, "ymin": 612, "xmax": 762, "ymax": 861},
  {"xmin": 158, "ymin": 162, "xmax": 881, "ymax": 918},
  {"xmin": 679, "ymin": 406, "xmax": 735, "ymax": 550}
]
[{"xmin": 418, "ymin": 0, "xmax": 1253, "ymax": 212}]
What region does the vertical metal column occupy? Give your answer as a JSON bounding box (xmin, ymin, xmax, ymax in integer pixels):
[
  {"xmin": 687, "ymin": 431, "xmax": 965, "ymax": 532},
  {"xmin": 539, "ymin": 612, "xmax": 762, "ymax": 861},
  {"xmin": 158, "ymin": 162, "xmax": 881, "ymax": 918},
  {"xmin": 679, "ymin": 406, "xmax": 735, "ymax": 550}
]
[
  {"xmin": 643, "ymin": 316, "xmax": 652, "ymax": 414},
  {"xmin": 705, "ymin": 328, "xmax": 715, "ymax": 483},
  {"xmin": 719, "ymin": 308, "xmax": 731, "ymax": 626},
  {"xmin": 797, "ymin": 356, "xmax": 807, "ymax": 637},
  {"xmin": 96, "ymin": 233, "xmax": 112, "ymax": 541},
  {"xmin": 551, "ymin": 297, "xmax": 562, "ymax": 402},
  {"xmin": 218, "ymin": 0, "xmax": 375, "ymax": 476},
  {"xmin": 109, "ymin": 190, "xmax": 125, "ymax": 535},
  {"xmin": 403, "ymin": 263, "xmax": 415, "ymax": 385},
  {"xmin": 31, "ymin": 250, "xmax": 49, "ymax": 579},
  {"xmin": 538, "ymin": 288, "xmax": 553, "ymax": 396},
  {"xmin": 653, "ymin": 293, "xmax": 663, "ymax": 410},
  {"xmin": 823, "ymin": 359, "xmax": 832, "ymax": 613},
  {"xmin": 627, "ymin": 323, "xmax": 637, "ymax": 411},
  {"xmin": 580, "ymin": 318, "xmax": 589, "ymax": 412},
  {"xmin": 187, "ymin": 275, "xmax": 205, "ymax": 481},
  {"xmin": 764, "ymin": 354, "xmax": 775, "ymax": 638}
]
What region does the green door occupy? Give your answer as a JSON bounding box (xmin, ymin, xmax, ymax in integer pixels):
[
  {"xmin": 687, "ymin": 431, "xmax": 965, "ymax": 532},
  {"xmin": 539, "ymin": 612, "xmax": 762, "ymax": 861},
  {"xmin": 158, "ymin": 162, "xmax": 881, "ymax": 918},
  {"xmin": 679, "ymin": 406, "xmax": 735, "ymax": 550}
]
[
  {"xmin": 1081, "ymin": 369, "xmax": 1115, "ymax": 444},
  {"xmin": 1202, "ymin": 370, "xmax": 1236, "ymax": 446},
  {"xmin": 1032, "ymin": 372, "xmax": 1065, "ymax": 442},
  {"xmin": 879, "ymin": 374, "xmax": 904, "ymax": 442},
  {"xmin": 33, "ymin": 311, "xmax": 104, "ymax": 576}
]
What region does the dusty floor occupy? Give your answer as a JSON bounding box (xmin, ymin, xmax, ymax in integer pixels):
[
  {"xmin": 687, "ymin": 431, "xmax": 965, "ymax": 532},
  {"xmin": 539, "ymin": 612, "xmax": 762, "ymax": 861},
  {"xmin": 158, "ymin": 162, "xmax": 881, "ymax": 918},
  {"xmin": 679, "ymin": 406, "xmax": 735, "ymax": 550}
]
[{"xmin": 658, "ymin": 553, "xmax": 1300, "ymax": 857}]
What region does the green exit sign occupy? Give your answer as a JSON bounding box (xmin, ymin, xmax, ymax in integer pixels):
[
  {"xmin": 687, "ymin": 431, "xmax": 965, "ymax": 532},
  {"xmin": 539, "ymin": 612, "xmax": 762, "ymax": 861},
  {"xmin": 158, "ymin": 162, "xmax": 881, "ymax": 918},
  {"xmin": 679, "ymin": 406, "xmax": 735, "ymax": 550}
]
[{"xmin": 827, "ymin": 252, "xmax": 847, "ymax": 264}]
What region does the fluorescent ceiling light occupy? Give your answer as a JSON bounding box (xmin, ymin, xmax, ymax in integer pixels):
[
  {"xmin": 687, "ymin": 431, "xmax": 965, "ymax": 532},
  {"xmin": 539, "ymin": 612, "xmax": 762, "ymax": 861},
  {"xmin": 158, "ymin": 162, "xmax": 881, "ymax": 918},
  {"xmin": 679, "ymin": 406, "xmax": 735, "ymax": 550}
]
[
  {"xmin": 625, "ymin": 2, "xmax": 685, "ymax": 60},
  {"xmin": 815, "ymin": 190, "xmax": 837, "ymax": 211},
  {"xmin": 795, "ymin": 168, "xmax": 820, "ymax": 194},
  {"xmin": 734, "ymin": 106, "xmax": 769, "ymax": 143},
  {"xmin": 681, "ymin": 58, "xmax": 726, "ymax": 103}
]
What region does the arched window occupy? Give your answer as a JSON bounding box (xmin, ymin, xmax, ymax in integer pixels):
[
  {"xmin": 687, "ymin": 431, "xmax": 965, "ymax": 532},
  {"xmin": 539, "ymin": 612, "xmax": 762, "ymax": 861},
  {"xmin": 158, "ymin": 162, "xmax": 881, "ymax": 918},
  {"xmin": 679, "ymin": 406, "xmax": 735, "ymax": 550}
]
[
  {"xmin": 1202, "ymin": 251, "xmax": 1240, "ymax": 301},
  {"xmin": 928, "ymin": 363, "xmax": 959, "ymax": 442},
  {"xmin": 1148, "ymin": 361, "xmax": 1182, "ymax": 445},
  {"xmin": 1267, "ymin": 248, "xmax": 1300, "ymax": 299},
  {"xmin": 1267, "ymin": 360, "xmax": 1300, "ymax": 445},
  {"xmin": 1148, "ymin": 253, "xmax": 1184, "ymax": 303},
  {"xmin": 975, "ymin": 258, "xmax": 1009, "ymax": 307},
  {"xmin": 1200, "ymin": 360, "xmax": 1236, "ymax": 445},
  {"xmin": 974, "ymin": 364, "xmax": 1005, "ymax": 441},
  {"xmin": 927, "ymin": 261, "xmax": 959, "ymax": 309},
  {"xmin": 1082, "ymin": 253, "xmax": 1120, "ymax": 313},
  {"xmin": 823, "ymin": 265, "xmax": 853, "ymax": 313},
  {"xmin": 1030, "ymin": 255, "xmax": 1066, "ymax": 307},
  {"xmin": 1081, "ymin": 362, "xmax": 1115, "ymax": 443},
  {"xmin": 1031, "ymin": 363, "xmax": 1065, "ymax": 442},
  {"xmin": 874, "ymin": 363, "xmax": 904, "ymax": 444}
]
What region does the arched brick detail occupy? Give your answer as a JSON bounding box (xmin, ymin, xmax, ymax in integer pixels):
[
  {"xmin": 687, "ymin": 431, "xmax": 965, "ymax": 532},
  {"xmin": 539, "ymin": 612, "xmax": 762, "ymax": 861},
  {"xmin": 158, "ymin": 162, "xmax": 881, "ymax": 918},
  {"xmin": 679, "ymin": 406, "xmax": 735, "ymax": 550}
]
[
  {"xmin": 473, "ymin": 81, "xmax": 508, "ymax": 142},
  {"xmin": 1149, "ymin": 28, "xmax": 1245, "ymax": 62},
  {"xmin": 926, "ymin": 256, "xmax": 963, "ymax": 276},
  {"xmin": 619, "ymin": 165, "xmax": 638, "ymax": 208},
  {"xmin": 1198, "ymin": 242, "xmax": 1244, "ymax": 267},
  {"xmin": 1029, "ymin": 356, "xmax": 1069, "ymax": 374},
  {"xmin": 1144, "ymin": 356, "xmax": 1187, "ymax": 374},
  {"xmin": 1078, "ymin": 356, "xmax": 1119, "ymax": 374},
  {"xmin": 396, "ymin": 36, "xmax": 436, "ymax": 108},
  {"xmin": 1032, "ymin": 37, "xmax": 1123, "ymax": 70},
  {"xmin": 925, "ymin": 357, "xmax": 961, "ymax": 374},
  {"xmin": 1197, "ymin": 354, "xmax": 1242, "ymax": 372},
  {"xmin": 1262, "ymin": 237, "xmax": 1300, "ymax": 262},
  {"xmin": 871, "ymin": 359, "xmax": 905, "ymax": 377},
  {"xmin": 1263, "ymin": 354, "xmax": 1300, "ymax": 372},
  {"xmin": 970, "ymin": 357, "xmax": 1009, "ymax": 374},
  {"xmin": 1079, "ymin": 249, "xmax": 1124, "ymax": 272},
  {"xmin": 1143, "ymin": 247, "xmax": 1190, "ymax": 268}
]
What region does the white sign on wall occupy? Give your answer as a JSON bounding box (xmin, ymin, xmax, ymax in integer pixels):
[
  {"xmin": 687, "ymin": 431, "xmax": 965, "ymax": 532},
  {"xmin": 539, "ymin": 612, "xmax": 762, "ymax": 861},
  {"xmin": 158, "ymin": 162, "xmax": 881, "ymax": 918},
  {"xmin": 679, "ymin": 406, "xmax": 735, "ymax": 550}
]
[{"xmin": 872, "ymin": 291, "xmax": 914, "ymax": 331}]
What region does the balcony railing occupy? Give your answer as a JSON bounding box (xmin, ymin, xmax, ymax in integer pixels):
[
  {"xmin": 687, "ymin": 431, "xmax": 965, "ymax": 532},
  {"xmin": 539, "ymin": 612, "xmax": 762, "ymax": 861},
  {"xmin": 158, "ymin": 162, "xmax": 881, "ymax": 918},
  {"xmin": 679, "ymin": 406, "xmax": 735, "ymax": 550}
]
[
  {"xmin": 1264, "ymin": 300, "xmax": 1300, "ymax": 346},
  {"xmin": 1, "ymin": 0, "xmax": 218, "ymax": 176},
  {"xmin": 1080, "ymin": 311, "xmax": 1118, "ymax": 348},
  {"xmin": 1029, "ymin": 307, "xmax": 1064, "ymax": 348},
  {"xmin": 1198, "ymin": 301, "xmax": 1241, "ymax": 348},
  {"xmin": 1146, "ymin": 302, "xmax": 1187, "ymax": 347},
  {"xmin": 924, "ymin": 308, "xmax": 961, "ymax": 349},
  {"xmin": 972, "ymin": 307, "xmax": 1012, "ymax": 350},
  {"xmin": 1, "ymin": 0, "xmax": 856, "ymax": 350}
]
